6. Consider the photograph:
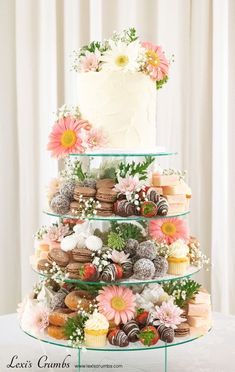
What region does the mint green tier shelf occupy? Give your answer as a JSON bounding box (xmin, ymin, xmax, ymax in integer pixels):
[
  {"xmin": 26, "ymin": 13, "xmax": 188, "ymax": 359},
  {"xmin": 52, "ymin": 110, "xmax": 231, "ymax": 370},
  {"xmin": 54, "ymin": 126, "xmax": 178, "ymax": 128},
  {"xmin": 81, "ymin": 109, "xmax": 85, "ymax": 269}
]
[
  {"xmin": 69, "ymin": 150, "xmax": 177, "ymax": 157},
  {"xmin": 34, "ymin": 265, "xmax": 201, "ymax": 286},
  {"xmin": 23, "ymin": 328, "xmax": 211, "ymax": 372},
  {"xmin": 43, "ymin": 210, "xmax": 190, "ymax": 221}
]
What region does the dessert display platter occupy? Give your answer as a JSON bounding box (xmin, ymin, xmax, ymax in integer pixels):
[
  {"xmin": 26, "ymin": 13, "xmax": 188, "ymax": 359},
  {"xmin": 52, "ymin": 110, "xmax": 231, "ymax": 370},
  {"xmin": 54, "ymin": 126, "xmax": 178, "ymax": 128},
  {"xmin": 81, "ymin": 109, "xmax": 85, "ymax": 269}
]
[{"xmin": 18, "ymin": 29, "xmax": 212, "ymax": 372}]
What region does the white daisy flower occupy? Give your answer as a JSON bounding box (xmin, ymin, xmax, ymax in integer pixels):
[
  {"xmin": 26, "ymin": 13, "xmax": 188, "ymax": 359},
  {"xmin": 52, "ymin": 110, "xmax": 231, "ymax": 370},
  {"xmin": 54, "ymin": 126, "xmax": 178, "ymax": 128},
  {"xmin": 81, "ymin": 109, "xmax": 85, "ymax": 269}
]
[{"xmin": 100, "ymin": 40, "xmax": 142, "ymax": 72}]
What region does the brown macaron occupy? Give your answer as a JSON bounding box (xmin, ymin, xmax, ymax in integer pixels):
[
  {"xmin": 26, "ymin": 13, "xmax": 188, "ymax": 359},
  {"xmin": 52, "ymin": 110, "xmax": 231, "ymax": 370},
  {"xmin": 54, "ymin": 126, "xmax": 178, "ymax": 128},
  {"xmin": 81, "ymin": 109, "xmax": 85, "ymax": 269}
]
[
  {"xmin": 174, "ymin": 322, "xmax": 190, "ymax": 337},
  {"xmin": 74, "ymin": 186, "xmax": 96, "ymax": 201},
  {"xmin": 70, "ymin": 201, "xmax": 81, "ymax": 214},
  {"xmin": 64, "ymin": 290, "xmax": 95, "ymax": 311},
  {"xmin": 71, "ymin": 247, "xmax": 92, "ymax": 263},
  {"xmin": 37, "ymin": 259, "xmax": 52, "ymax": 272},
  {"xmin": 96, "ymin": 188, "xmax": 117, "ymax": 203},
  {"xmin": 66, "ymin": 262, "xmax": 83, "ymax": 279},
  {"xmin": 96, "ymin": 201, "xmax": 114, "ymax": 217},
  {"xmin": 96, "ymin": 209, "xmax": 114, "ymax": 217},
  {"xmin": 48, "ymin": 248, "xmax": 70, "ymax": 267},
  {"xmin": 96, "ymin": 179, "xmax": 116, "ymax": 189}
]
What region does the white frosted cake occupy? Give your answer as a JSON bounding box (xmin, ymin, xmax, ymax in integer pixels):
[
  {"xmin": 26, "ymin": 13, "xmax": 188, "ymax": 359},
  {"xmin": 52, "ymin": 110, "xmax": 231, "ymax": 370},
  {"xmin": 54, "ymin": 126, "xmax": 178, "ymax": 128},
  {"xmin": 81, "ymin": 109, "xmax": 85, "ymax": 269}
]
[{"xmin": 77, "ymin": 71, "xmax": 156, "ymax": 149}]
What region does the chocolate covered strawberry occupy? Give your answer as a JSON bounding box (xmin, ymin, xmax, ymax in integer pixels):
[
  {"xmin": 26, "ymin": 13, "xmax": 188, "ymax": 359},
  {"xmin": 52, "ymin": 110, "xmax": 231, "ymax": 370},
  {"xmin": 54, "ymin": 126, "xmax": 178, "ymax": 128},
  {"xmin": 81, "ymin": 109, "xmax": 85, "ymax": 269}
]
[
  {"xmin": 138, "ymin": 186, "xmax": 148, "ymax": 201},
  {"xmin": 79, "ymin": 263, "xmax": 98, "ymax": 281},
  {"xmin": 140, "ymin": 201, "xmax": 157, "ymax": 217},
  {"xmin": 108, "ymin": 328, "xmax": 120, "ymax": 345},
  {"xmin": 135, "ymin": 309, "xmax": 150, "ymax": 327},
  {"xmin": 139, "ymin": 326, "xmax": 160, "ymax": 346},
  {"xmin": 114, "ymin": 263, "xmax": 123, "ymax": 279}
]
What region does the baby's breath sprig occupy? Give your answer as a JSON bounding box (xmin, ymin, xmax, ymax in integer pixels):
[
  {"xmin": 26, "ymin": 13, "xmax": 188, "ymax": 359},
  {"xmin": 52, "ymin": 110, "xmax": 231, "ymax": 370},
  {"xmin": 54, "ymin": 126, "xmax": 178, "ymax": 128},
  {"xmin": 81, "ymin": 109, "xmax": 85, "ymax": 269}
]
[
  {"xmin": 55, "ymin": 104, "xmax": 81, "ymax": 121},
  {"xmin": 111, "ymin": 28, "xmax": 138, "ymax": 44},
  {"xmin": 34, "ymin": 226, "xmax": 48, "ymax": 240},
  {"xmin": 71, "ymin": 196, "xmax": 101, "ymax": 219},
  {"xmin": 38, "ymin": 262, "xmax": 66, "ymax": 284},
  {"xmin": 162, "ymin": 168, "xmax": 187, "ymax": 181},
  {"xmin": 188, "ymin": 241, "xmax": 210, "ymax": 269},
  {"xmin": 155, "ymin": 242, "xmax": 171, "ymax": 258}
]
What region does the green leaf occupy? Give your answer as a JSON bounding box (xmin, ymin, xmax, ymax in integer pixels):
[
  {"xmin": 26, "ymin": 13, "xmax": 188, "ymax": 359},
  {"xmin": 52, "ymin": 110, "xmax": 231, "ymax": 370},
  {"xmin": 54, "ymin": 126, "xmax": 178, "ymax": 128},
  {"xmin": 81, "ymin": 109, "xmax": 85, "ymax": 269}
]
[
  {"xmin": 139, "ymin": 329, "xmax": 155, "ymax": 346},
  {"xmin": 73, "ymin": 161, "xmax": 87, "ymax": 181},
  {"xmin": 107, "ymin": 231, "xmax": 125, "ymax": 251},
  {"xmin": 110, "ymin": 221, "xmax": 145, "ymax": 242},
  {"xmin": 63, "ymin": 313, "xmax": 89, "ymax": 339},
  {"xmin": 156, "ymin": 76, "xmax": 169, "ymax": 90},
  {"xmin": 118, "ymin": 156, "xmax": 155, "ymax": 180},
  {"xmin": 125, "ymin": 27, "xmax": 138, "ymax": 42},
  {"xmin": 163, "ymin": 279, "xmax": 201, "ymax": 308}
]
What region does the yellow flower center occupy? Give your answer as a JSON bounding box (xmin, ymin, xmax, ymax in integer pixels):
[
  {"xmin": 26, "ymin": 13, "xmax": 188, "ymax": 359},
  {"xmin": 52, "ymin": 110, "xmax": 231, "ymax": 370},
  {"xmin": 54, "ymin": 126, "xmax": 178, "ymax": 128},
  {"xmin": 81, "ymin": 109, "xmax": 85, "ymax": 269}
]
[
  {"xmin": 111, "ymin": 296, "xmax": 126, "ymax": 311},
  {"xmin": 115, "ymin": 55, "xmax": 129, "ymax": 67},
  {"xmin": 60, "ymin": 129, "xmax": 77, "ymax": 148},
  {"xmin": 146, "ymin": 49, "xmax": 160, "ymax": 67},
  {"xmin": 161, "ymin": 222, "xmax": 177, "ymax": 236}
]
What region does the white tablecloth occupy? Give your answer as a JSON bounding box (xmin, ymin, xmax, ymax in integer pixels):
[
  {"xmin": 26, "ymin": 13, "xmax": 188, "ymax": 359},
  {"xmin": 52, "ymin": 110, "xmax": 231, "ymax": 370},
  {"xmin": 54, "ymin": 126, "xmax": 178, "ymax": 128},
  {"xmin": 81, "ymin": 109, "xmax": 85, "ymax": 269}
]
[{"xmin": 0, "ymin": 312, "xmax": 234, "ymax": 372}]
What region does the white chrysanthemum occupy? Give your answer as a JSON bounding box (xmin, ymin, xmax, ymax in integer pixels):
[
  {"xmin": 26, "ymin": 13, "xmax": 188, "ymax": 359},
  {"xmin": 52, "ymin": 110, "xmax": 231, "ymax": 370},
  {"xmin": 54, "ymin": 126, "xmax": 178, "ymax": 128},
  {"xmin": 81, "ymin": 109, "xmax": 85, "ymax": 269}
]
[
  {"xmin": 101, "ymin": 40, "xmax": 142, "ymax": 72},
  {"xmin": 135, "ymin": 284, "xmax": 169, "ymax": 312}
]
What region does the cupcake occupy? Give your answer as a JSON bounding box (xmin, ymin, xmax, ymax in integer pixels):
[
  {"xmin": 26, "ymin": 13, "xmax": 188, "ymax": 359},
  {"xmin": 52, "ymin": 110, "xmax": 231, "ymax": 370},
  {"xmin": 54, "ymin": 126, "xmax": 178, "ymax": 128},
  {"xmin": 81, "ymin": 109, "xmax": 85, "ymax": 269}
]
[
  {"xmin": 167, "ymin": 239, "xmax": 189, "ymax": 275},
  {"xmin": 84, "ymin": 311, "xmax": 109, "ymax": 348}
]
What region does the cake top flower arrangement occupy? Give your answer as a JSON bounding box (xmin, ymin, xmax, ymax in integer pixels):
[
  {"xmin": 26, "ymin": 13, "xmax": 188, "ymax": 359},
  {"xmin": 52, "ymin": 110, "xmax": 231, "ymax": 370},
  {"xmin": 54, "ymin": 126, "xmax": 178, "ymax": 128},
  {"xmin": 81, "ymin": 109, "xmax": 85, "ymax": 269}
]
[{"xmin": 72, "ymin": 28, "xmax": 170, "ymax": 90}]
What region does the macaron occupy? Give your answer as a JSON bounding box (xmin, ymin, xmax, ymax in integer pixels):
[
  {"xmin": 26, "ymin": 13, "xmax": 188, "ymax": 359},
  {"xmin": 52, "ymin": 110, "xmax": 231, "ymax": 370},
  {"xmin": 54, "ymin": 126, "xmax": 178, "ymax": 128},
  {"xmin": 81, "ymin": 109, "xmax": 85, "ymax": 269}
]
[
  {"xmin": 37, "ymin": 259, "xmax": 52, "ymax": 272},
  {"xmin": 48, "ymin": 248, "xmax": 70, "ymax": 267},
  {"xmin": 71, "ymin": 247, "xmax": 92, "ymax": 263},
  {"xmin": 74, "ymin": 186, "xmax": 96, "ymax": 201},
  {"xmin": 96, "ymin": 179, "xmax": 116, "ymax": 189},
  {"xmin": 174, "ymin": 322, "xmax": 190, "ymax": 337},
  {"xmin": 70, "ymin": 201, "xmax": 81, "ymax": 214},
  {"xmin": 96, "ymin": 188, "xmax": 117, "ymax": 203},
  {"xmin": 66, "ymin": 262, "xmax": 83, "ymax": 279},
  {"xmin": 96, "ymin": 201, "xmax": 114, "ymax": 216}
]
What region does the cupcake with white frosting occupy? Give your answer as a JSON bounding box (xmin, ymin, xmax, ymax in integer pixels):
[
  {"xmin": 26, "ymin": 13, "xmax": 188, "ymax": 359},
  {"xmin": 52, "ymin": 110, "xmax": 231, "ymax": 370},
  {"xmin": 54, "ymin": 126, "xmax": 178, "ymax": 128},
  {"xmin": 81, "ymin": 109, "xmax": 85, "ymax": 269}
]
[
  {"xmin": 84, "ymin": 310, "xmax": 109, "ymax": 347},
  {"xmin": 167, "ymin": 239, "xmax": 189, "ymax": 275}
]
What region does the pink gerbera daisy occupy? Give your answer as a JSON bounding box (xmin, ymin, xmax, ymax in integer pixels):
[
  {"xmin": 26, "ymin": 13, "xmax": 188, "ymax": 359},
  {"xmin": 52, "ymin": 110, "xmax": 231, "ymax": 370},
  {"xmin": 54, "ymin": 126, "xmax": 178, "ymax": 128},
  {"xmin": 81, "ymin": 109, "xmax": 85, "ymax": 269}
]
[
  {"xmin": 142, "ymin": 41, "xmax": 169, "ymax": 82},
  {"xmin": 149, "ymin": 218, "xmax": 189, "ymax": 244},
  {"xmin": 97, "ymin": 286, "xmax": 136, "ymax": 325},
  {"xmin": 47, "ymin": 116, "xmax": 91, "ymax": 158}
]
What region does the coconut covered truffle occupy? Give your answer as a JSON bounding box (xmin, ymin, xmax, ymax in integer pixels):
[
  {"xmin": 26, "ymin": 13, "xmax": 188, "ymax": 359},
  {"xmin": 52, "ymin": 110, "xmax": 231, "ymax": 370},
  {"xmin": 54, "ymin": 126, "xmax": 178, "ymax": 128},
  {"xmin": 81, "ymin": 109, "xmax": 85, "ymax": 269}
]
[
  {"xmin": 50, "ymin": 194, "xmax": 70, "ymax": 214},
  {"xmin": 60, "ymin": 179, "xmax": 77, "ymax": 200},
  {"xmin": 124, "ymin": 239, "xmax": 139, "ymax": 257},
  {"xmin": 133, "ymin": 258, "xmax": 155, "ymax": 280},
  {"xmin": 153, "ymin": 255, "xmax": 168, "ymax": 277},
  {"xmin": 136, "ymin": 240, "xmax": 157, "ymax": 260}
]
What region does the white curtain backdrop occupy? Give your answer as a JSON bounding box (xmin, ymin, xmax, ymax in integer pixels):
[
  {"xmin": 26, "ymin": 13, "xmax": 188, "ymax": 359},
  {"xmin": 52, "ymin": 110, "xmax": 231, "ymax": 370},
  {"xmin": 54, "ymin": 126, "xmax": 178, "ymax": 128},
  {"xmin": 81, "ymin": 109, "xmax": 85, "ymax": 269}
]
[{"xmin": 0, "ymin": 0, "xmax": 234, "ymax": 315}]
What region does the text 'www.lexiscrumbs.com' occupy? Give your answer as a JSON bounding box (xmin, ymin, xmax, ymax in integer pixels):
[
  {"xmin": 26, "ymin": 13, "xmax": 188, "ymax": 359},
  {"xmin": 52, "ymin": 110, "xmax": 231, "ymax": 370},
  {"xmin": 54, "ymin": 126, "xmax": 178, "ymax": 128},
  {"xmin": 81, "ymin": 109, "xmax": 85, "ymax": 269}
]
[{"xmin": 75, "ymin": 364, "xmax": 123, "ymax": 369}]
